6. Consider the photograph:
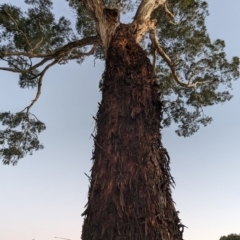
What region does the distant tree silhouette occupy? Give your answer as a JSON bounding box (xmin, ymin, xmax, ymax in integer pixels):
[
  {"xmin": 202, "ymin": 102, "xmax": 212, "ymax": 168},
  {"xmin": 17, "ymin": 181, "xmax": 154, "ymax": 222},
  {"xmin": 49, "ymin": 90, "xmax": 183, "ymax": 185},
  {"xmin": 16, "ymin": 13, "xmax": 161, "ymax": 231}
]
[{"xmin": 220, "ymin": 234, "xmax": 240, "ymax": 240}]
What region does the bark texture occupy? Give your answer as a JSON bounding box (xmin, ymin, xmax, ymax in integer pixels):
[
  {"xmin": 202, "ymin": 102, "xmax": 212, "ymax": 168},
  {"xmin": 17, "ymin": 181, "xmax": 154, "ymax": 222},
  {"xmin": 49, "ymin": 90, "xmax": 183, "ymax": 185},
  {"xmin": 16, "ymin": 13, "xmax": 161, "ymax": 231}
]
[{"xmin": 81, "ymin": 24, "xmax": 183, "ymax": 240}]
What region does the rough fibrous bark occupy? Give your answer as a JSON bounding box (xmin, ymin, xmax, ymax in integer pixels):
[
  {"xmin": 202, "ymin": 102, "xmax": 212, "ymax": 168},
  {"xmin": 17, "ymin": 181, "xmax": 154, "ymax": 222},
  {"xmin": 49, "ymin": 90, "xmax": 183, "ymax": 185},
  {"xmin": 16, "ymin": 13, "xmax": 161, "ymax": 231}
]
[{"xmin": 81, "ymin": 24, "xmax": 183, "ymax": 240}]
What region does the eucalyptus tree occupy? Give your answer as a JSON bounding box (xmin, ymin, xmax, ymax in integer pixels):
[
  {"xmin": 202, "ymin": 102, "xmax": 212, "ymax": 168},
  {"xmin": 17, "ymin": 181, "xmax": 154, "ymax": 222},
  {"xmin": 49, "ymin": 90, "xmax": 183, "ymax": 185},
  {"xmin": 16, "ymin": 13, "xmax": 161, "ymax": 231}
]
[{"xmin": 0, "ymin": 0, "xmax": 239, "ymax": 239}]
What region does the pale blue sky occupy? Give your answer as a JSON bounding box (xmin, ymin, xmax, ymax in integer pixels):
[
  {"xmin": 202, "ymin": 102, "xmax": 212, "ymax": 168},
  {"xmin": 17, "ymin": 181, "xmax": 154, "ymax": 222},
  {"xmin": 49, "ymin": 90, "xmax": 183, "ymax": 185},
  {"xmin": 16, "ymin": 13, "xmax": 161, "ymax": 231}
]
[{"xmin": 0, "ymin": 1, "xmax": 240, "ymax": 240}]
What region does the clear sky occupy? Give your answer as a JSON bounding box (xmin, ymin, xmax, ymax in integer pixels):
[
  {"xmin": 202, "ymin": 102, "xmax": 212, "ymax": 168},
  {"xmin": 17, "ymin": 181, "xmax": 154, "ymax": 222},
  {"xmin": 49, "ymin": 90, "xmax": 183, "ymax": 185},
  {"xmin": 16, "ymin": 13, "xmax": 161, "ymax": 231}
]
[{"xmin": 0, "ymin": 1, "xmax": 239, "ymax": 240}]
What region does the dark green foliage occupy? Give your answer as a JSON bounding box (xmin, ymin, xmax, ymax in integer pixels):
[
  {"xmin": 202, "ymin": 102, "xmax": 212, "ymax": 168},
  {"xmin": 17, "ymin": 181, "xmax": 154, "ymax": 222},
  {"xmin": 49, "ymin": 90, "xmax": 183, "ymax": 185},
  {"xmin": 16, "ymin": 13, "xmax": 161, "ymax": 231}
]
[
  {"xmin": 76, "ymin": 7, "xmax": 95, "ymax": 37},
  {"xmin": 68, "ymin": 0, "xmax": 239, "ymax": 137},
  {"xmin": 153, "ymin": 0, "xmax": 239, "ymax": 136},
  {"xmin": 0, "ymin": 0, "xmax": 79, "ymax": 164},
  {"xmin": 0, "ymin": 0, "xmax": 76, "ymax": 77},
  {"xmin": 19, "ymin": 69, "xmax": 40, "ymax": 88},
  {"xmin": 0, "ymin": 0, "xmax": 73, "ymax": 52},
  {"xmin": 0, "ymin": 0, "xmax": 239, "ymax": 164},
  {"xmin": 0, "ymin": 111, "xmax": 46, "ymax": 165},
  {"xmin": 220, "ymin": 234, "xmax": 240, "ymax": 240}
]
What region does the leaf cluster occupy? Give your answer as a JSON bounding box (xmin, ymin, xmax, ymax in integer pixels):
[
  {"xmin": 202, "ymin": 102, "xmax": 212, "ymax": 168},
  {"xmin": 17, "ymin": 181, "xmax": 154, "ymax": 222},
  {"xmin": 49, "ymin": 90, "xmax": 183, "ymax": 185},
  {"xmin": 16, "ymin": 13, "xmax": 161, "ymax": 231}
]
[
  {"xmin": 153, "ymin": 0, "xmax": 239, "ymax": 136},
  {"xmin": 0, "ymin": 0, "xmax": 239, "ymax": 164},
  {"xmin": 67, "ymin": 0, "xmax": 239, "ymax": 137},
  {"xmin": 0, "ymin": 0, "xmax": 73, "ymax": 53},
  {"xmin": 0, "ymin": 111, "xmax": 46, "ymax": 165},
  {"xmin": 0, "ymin": 0, "xmax": 78, "ymax": 88},
  {"xmin": 220, "ymin": 234, "xmax": 240, "ymax": 240},
  {"xmin": 0, "ymin": 0, "xmax": 101, "ymax": 164}
]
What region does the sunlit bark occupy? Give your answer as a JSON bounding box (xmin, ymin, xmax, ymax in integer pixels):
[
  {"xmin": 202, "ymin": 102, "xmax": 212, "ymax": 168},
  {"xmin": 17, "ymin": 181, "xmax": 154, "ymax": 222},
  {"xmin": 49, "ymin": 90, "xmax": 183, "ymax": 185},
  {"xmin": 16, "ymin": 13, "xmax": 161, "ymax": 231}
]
[{"xmin": 82, "ymin": 0, "xmax": 120, "ymax": 54}]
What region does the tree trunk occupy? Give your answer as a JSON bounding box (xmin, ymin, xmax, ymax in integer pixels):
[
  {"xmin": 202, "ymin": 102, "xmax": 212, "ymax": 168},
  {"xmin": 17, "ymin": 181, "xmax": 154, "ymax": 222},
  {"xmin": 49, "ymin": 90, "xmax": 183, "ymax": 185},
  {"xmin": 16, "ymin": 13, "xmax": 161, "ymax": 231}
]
[{"xmin": 81, "ymin": 24, "xmax": 183, "ymax": 240}]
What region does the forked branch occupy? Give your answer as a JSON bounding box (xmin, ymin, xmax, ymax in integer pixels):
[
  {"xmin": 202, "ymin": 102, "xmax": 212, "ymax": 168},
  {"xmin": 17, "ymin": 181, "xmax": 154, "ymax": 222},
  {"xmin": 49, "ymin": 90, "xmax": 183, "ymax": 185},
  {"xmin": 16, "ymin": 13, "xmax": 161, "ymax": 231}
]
[
  {"xmin": 81, "ymin": 0, "xmax": 120, "ymax": 54},
  {"xmin": 22, "ymin": 60, "xmax": 58, "ymax": 113},
  {"xmin": 81, "ymin": 0, "xmax": 105, "ymax": 21},
  {"xmin": 0, "ymin": 36, "xmax": 101, "ymax": 73},
  {"xmin": 133, "ymin": 0, "xmax": 174, "ymax": 43},
  {"xmin": 0, "ymin": 35, "xmax": 101, "ymax": 126},
  {"xmin": 149, "ymin": 28, "xmax": 209, "ymax": 88},
  {"xmin": 134, "ymin": 0, "xmax": 167, "ymax": 23}
]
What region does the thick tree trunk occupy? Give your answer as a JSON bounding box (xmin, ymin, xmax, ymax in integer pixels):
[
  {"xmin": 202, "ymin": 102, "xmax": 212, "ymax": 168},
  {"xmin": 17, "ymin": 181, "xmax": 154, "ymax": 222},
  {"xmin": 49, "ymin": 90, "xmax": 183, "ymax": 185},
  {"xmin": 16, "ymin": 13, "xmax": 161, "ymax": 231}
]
[{"xmin": 81, "ymin": 24, "xmax": 183, "ymax": 240}]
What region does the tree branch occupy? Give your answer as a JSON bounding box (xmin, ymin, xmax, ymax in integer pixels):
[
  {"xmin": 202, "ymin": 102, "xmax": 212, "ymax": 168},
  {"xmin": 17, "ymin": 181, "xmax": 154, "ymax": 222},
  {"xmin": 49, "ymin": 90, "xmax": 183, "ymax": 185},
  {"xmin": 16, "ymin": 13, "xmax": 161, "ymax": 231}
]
[
  {"xmin": 67, "ymin": 44, "xmax": 98, "ymax": 60},
  {"xmin": 53, "ymin": 36, "xmax": 100, "ymax": 59},
  {"xmin": 82, "ymin": 0, "xmax": 105, "ymax": 21},
  {"xmin": 132, "ymin": 0, "xmax": 175, "ymax": 43},
  {"xmin": 0, "ymin": 36, "xmax": 101, "ymax": 73},
  {"xmin": 133, "ymin": 0, "xmax": 166, "ymax": 24},
  {"xmin": 149, "ymin": 29, "xmax": 209, "ymax": 88},
  {"xmin": 1, "ymin": 36, "xmax": 100, "ymax": 58},
  {"xmin": 163, "ymin": 2, "xmax": 174, "ymax": 20},
  {"xmin": 22, "ymin": 60, "xmax": 58, "ymax": 113},
  {"xmin": 81, "ymin": 0, "xmax": 120, "ymax": 54},
  {"xmin": 1, "ymin": 35, "xmax": 101, "ymax": 124},
  {"xmin": 3, "ymin": 9, "xmax": 33, "ymax": 52},
  {"xmin": 0, "ymin": 66, "xmax": 23, "ymax": 73},
  {"xmin": 0, "ymin": 51, "xmax": 43, "ymax": 58}
]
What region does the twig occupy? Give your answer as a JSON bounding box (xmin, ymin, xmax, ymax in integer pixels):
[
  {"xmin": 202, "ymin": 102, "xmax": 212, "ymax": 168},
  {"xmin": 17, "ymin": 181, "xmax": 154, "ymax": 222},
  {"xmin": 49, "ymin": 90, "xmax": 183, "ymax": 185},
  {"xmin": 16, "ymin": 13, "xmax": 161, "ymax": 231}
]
[{"xmin": 91, "ymin": 134, "xmax": 106, "ymax": 152}]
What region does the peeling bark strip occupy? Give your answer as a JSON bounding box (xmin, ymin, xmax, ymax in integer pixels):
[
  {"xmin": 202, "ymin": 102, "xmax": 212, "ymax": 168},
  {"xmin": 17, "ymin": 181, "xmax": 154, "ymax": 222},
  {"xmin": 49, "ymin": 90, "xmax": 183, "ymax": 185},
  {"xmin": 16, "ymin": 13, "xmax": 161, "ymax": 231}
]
[{"xmin": 81, "ymin": 24, "xmax": 183, "ymax": 240}]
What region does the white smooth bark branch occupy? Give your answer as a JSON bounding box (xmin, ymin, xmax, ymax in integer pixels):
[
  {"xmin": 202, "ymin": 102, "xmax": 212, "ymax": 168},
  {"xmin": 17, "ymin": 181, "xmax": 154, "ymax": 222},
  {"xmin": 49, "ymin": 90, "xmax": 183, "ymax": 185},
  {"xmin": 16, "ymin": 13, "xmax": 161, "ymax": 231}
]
[
  {"xmin": 134, "ymin": 0, "xmax": 166, "ymax": 23},
  {"xmin": 133, "ymin": 0, "xmax": 168, "ymax": 43},
  {"xmin": 82, "ymin": 0, "xmax": 105, "ymax": 22},
  {"xmin": 149, "ymin": 29, "xmax": 209, "ymax": 88},
  {"xmin": 82, "ymin": 0, "xmax": 120, "ymax": 54}
]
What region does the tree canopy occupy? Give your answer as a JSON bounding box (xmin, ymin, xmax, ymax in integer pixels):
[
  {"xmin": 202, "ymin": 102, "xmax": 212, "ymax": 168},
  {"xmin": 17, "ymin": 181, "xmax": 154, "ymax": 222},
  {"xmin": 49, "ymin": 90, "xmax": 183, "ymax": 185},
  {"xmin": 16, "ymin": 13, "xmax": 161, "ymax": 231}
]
[
  {"xmin": 0, "ymin": 0, "xmax": 239, "ymax": 165},
  {"xmin": 220, "ymin": 234, "xmax": 240, "ymax": 240}
]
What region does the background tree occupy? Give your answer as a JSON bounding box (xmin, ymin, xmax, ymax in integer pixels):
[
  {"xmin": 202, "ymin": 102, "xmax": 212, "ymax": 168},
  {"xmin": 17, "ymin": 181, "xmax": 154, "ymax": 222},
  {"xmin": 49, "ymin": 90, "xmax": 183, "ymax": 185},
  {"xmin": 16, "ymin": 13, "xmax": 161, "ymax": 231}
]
[
  {"xmin": 0, "ymin": 0, "xmax": 239, "ymax": 239},
  {"xmin": 220, "ymin": 234, "xmax": 240, "ymax": 240}
]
